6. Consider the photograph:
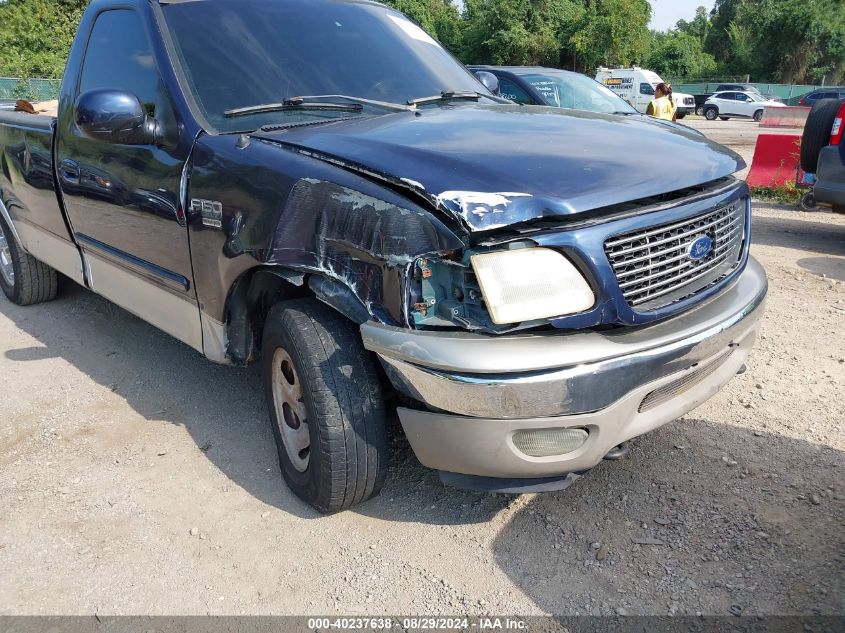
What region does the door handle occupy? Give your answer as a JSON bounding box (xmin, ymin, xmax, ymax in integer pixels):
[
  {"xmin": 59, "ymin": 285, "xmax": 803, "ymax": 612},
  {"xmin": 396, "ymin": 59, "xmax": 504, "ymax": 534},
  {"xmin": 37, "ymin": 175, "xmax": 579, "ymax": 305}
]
[{"xmin": 58, "ymin": 159, "xmax": 80, "ymax": 185}]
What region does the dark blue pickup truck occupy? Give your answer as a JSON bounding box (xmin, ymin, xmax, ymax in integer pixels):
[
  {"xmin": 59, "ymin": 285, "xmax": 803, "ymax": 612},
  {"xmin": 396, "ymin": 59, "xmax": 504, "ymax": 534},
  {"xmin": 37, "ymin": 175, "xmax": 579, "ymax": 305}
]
[{"xmin": 0, "ymin": 0, "xmax": 767, "ymax": 512}]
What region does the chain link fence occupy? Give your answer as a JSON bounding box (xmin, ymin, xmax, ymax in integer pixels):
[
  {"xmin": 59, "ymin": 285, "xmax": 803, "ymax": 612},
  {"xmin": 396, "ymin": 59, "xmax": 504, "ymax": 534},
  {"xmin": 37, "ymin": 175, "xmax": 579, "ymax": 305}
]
[
  {"xmin": 0, "ymin": 77, "xmax": 62, "ymax": 102},
  {"xmin": 670, "ymin": 81, "xmax": 823, "ymax": 105}
]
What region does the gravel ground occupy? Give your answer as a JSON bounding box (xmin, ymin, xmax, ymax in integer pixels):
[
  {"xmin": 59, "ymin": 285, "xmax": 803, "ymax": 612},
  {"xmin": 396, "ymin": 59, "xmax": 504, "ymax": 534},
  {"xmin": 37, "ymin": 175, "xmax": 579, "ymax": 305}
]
[{"xmin": 0, "ymin": 124, "xmax": 843, "ymax": 616}]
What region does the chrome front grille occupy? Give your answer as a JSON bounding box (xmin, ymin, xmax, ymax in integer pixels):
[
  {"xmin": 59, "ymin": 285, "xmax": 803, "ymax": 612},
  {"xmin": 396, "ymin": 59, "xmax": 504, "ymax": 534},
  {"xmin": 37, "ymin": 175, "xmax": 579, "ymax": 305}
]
[{"xmin": 604, "ymin": 199, "xmax": 746, "ymax": 310}]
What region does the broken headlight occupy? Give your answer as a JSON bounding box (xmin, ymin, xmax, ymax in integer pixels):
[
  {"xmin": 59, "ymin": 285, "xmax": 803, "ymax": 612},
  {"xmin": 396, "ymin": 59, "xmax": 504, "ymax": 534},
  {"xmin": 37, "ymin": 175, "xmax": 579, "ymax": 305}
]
[
  {"xmin": 411, "ymin": 245, "xmax": 594, "ymax": 330},
  {"xmin": 470, "ymin": 247, "xmax": 594, "ymax": 325}
]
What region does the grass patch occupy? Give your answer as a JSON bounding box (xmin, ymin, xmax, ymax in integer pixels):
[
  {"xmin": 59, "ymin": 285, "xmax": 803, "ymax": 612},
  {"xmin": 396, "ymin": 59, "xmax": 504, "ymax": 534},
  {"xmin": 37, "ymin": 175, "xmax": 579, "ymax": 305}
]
[{"xmin": 750, "ymin": 182, "xmax": 802, "ymax": 205}]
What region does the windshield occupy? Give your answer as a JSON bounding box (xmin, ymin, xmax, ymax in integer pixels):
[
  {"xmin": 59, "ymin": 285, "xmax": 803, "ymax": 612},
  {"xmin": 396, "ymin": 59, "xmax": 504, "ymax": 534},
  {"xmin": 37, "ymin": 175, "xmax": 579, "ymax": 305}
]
[
  {"xmin": 160, "ymin": 0, "xmax": 489, "ymax": 132},
  {"xmin": 520, "ymin": 72, "xmax": 637, "ymax": 114}
]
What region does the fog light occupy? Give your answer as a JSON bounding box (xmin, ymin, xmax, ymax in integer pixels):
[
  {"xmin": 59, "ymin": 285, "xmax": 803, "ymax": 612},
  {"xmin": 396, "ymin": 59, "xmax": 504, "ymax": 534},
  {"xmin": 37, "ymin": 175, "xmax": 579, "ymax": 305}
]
[{"xmin": 512, "ymin": 428, "xmax": 588, "ymax": 457}]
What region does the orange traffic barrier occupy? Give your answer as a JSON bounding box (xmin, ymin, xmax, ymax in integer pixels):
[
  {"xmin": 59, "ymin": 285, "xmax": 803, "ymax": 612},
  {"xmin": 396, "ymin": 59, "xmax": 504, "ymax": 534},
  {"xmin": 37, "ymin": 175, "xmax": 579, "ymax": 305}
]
[
  {"xmin": 758, "ymin": 106, "xmax": 810, "ymax": 129},
  {"xmin": 746, "ymin": 133, "xmax": 802, "ymax": 188}
]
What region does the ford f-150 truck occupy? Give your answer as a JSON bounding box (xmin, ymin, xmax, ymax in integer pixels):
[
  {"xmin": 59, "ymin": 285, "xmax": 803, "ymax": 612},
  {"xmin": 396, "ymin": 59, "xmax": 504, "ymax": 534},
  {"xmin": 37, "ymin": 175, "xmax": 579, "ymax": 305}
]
[{"xmin": 0, "ymin": 0, "xmax": 767, "ymax": 513}]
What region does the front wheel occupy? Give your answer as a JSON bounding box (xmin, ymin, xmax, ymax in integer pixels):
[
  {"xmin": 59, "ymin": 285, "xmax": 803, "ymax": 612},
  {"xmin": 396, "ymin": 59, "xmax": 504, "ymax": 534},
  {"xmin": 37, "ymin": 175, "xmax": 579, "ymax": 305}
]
[
  {"xmin": 261, "ymin": 298, "xmax": 388, "ymax": 513},
  {"xmin": 753, "ymin": 109, "xmax": 764, "ymax": 122},
  {"xmin": 704, "ymin": 108, "xmax": 718, "ymax": 120},
  {"xmin": 720, "ymin": 116, "xmax": 730, "ymax": 121},
  {"xmin": 675, "ymin": 112, "xmax": 686, "ymax": 120},
  {"xmin": 0, "ymin": 214, "xmax": 58, "ymax": 306},
  {"xmin": 695, "ymin": 105, "xmax": 704, "ymax": 116}
]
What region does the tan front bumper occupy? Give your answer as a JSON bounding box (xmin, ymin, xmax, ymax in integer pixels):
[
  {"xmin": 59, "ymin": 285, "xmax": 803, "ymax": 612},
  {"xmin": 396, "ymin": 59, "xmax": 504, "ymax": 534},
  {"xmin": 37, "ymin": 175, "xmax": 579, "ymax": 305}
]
[{"xmin": 361, "ymin": 257, "xmax": 767, "ymax": 479}]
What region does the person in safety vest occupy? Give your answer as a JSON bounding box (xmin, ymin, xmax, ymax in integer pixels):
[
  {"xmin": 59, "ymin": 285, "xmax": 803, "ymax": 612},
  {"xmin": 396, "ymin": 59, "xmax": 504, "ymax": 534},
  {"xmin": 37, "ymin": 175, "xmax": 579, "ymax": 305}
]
[{"xmin": 646, "ymin": 82, "xmax": 677, "ymax": 121}]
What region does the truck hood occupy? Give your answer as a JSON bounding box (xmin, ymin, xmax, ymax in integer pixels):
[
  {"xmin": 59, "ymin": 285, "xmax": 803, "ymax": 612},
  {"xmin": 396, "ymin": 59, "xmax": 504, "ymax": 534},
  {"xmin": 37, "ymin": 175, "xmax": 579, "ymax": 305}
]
[{"xmin": 253, "ymin": 103, "xmax": 744, "ymax": 232}]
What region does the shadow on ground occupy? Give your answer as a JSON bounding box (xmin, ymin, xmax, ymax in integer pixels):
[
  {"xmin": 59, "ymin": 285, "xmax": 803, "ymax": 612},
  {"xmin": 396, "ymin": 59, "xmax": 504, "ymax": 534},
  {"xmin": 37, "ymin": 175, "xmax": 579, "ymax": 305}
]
[
  {"xmin": 486, "ymin": 420, "xmax": 844, "ymax": 616},
  {"xmin": 797, "ymin": 256, "xmax": 845, "ymax": 282},
  {"xmin": 0, "ymin": 281, "xmax": 507, "ymax": 523},
  {"xmin": 1, "ymin": 270, "xmax": 842, "ymax": 616},
  {"xmin": 752, "ymin": 213, "xmax": 845, "ymax": 257}
]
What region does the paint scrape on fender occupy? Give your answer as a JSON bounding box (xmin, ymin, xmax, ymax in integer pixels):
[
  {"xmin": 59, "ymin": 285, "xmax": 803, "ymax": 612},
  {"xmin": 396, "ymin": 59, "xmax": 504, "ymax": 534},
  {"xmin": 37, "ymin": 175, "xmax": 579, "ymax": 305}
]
[{"xmin": 435, "ymin": 191, "xmax": 534, "ymax": 231}]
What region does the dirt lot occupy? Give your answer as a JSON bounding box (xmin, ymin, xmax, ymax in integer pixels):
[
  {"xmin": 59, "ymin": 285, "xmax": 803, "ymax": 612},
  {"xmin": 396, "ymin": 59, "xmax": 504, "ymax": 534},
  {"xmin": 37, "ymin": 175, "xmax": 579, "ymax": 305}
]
[{"xmin": 1, "ymin": 122, "xmax": 844, "ymax": 616}]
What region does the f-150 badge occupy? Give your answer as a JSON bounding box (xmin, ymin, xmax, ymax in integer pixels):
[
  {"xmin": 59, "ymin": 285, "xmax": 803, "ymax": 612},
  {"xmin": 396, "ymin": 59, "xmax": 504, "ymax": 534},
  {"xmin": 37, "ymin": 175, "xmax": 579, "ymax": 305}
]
[{"xmin": 191, "ymin": 199, "xmax": 223, "ymax": 229}]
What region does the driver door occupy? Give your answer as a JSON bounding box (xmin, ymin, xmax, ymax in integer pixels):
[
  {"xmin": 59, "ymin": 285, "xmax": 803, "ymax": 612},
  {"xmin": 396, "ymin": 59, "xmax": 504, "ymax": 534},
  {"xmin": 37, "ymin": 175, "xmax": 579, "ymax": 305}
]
[{"xmin": 55, "ymin": 8, "xmax": 201, "ymax": 351}]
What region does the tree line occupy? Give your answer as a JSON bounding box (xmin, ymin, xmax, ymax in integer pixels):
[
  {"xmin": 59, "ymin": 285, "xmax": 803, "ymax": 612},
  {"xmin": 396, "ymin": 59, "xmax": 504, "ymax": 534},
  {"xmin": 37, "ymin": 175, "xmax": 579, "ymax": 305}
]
[{"xmin": 1, "ymin": 0, "xmax": 842, "ymax": 85}]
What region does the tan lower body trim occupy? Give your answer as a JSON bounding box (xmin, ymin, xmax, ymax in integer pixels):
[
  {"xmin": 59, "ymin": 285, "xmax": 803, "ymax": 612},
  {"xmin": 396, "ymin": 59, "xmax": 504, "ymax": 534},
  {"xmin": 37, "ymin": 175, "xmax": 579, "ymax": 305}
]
[
  {"xmin": 85, "ymin": 253, "xmax": 203, "ymax": 353},
  {"xmin": 14, "ymin": 221, "xmax": 85, "ymax": 285},
  {"xmin": 201, "ymin": 313, "xmax": 231, "ymax": 364}
]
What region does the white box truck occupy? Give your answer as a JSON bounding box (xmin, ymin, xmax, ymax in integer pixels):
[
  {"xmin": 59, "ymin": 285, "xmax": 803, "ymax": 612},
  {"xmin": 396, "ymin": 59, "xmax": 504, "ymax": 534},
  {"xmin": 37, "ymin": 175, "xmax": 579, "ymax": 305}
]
[{"xmin": 596, "ymin": 67, "xmax": 696, "ymax": 118}]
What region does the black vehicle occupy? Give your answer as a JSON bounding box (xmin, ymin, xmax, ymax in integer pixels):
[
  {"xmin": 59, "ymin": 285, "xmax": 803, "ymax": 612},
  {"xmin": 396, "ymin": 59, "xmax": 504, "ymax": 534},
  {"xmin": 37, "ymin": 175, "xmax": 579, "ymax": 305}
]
[
  {"xmin": 801, "ymin": 98, "xmax": 845, "ymax": 211},
  {"xmin": 467, "ymin": 66, "xmax": 638, "ymax": 115},
  {"xmin": 0, "ymin": 0, "xmax": 767, "ymax": 512},
  {"xmin": 799, "ymin": 89, "xmax": 845, "ymax": 107}
]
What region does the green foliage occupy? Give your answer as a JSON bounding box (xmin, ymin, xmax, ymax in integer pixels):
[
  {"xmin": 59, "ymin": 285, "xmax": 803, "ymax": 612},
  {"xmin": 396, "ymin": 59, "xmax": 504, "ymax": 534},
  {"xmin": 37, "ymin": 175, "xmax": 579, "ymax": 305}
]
[
  {"xmin": 648, "ymin": 31, "xmax": 716, "ymax": 80},
  {"xmin": 704, "ymin": 0, "xmax": 845, "ymax": 83},
  {"xmin": 750, "ymin": 184, "xmax": 802, "ymax": 205},
  {"xmin": 380, "ymin": 0, "xmax": 464, "ymax": 51},
  {"xmin": 676, "ymin": 6, "xmax": 711, "ymax": 42},
  {"xmin": 570, "ymin": 0, "xmax": 652, "ymax": 71},
  {"xmin": 460, "ymin": 0, "xmax": 584, "ymax": 66},
  {"xmin": 459, "ymin": 0, "xmax": 652, "ymax": 72},
  {"xmin": 0, "ymin": 0, "xmax": 89, "ymax": 79},
  {"xmin": 0, "ymin": 0, "xmax": 840, "ymax": 87}
]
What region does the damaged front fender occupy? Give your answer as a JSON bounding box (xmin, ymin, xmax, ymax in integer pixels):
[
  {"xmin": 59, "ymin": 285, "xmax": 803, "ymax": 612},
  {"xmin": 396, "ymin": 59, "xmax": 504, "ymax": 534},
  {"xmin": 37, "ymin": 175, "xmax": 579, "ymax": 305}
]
[{"xmin": 266, "ymin": 178, "xmax": 465, "ymax": 325}]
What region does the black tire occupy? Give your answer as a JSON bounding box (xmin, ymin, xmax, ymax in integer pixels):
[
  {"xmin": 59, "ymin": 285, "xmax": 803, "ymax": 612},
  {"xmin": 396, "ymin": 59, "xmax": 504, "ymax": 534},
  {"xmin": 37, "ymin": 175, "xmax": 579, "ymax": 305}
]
[
  {"xmin": 704, "ymin": 107, "xmax": 718, "ymax": 120},
  {"xmin": 676, "ymin": 112, "xmax": 686, "ymax": 120},
  {"xmin": 261, "ymin": 297, "xmax": 388, "ymax": 513},
  {"xmin": 800, "ymin": 191, "xmax": 817, "ymax": 211},
  {"xmin": 801, "ymin": 98, "xmax": 841, "ymax": 173},
  {"xmin": 695, "ymin": 105, "xmax": 704, "ymax": 117},
  {"xmin": 753, "ymin": 109, "xmax": 764, "ymax": 122},
  {"xmin": 0, "ymin": 214, "xmax": 58, "ymax": 306},
  {"xmin": 720, "ymin": 116, "xmax": 730, "ymax": 121}
]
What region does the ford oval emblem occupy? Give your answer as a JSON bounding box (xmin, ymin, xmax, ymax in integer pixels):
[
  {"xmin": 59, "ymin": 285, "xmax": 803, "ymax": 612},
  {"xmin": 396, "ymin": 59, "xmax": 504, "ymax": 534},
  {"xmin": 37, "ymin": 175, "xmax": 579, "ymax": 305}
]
[{"xmin": 688, "ymin": 235, "xmax": 713, "ymax": 261}]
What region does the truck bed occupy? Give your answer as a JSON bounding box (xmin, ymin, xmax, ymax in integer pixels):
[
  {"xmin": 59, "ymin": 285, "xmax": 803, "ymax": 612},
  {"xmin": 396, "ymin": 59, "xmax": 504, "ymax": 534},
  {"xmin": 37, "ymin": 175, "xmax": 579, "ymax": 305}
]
[{"xmin": 0, "ymin": 110, "xmax": 55, "ymax": 130}]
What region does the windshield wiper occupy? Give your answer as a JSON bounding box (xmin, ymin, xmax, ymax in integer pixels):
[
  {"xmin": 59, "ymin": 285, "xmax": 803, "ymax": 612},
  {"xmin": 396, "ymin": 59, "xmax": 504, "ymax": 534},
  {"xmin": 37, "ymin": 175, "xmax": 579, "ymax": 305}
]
[
  {"xmin": 407, "ymin": 90, "xmax": 483, "ymax": 106},
  {"xmin": 224, "ymin": 94, "xmax": 413, "ymax": 118},
  {"xmin": 287, "ymin": 94, "xmax": 414, "ymax": 112},
  {"xmin": 225, "ymin": 101, "xmax": 363, "ymax": 118}
]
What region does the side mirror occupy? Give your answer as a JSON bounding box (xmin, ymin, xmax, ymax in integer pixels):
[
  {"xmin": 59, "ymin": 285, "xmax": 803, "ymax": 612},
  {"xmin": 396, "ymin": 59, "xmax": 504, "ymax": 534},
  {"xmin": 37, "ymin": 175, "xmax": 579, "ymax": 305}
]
[
  {"xmin": 474, "ymin": 71, "xmax": 500, "ymax": 96},
  {"xmin": 74, "ymin": 89, "xmax": 160, "ymax": 145}
]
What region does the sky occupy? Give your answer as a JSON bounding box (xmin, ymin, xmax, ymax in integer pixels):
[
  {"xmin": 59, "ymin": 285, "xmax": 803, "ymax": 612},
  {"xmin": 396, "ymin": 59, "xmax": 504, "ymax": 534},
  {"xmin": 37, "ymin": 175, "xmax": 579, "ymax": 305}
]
[{"xmin": 649, "ymin": 0, "xmax": 713, "ymax": 31}]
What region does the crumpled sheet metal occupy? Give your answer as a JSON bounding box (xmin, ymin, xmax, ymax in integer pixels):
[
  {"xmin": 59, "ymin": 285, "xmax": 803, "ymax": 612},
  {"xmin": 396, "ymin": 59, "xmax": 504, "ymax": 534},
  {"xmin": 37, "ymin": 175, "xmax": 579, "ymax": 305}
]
[{"xmin": 266, "ymin": 178, "xmax": 463, "ymax": 325}]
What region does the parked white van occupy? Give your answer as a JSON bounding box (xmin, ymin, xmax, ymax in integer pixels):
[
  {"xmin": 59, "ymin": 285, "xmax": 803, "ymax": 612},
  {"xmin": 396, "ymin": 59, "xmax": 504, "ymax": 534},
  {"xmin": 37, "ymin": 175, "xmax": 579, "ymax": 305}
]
[{"xmin": 595, "ymin": 67, "xmax": 696, "ymax": 118}]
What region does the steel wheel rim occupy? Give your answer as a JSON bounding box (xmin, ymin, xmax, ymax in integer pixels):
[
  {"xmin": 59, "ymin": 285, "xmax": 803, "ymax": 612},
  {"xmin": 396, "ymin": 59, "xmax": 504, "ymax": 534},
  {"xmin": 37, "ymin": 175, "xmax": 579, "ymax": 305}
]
[
  {"xmin": 271, "ymin": 347, "xmax": 310, "ymax": 472},
  {"xmin": 0, "ymin": 223, "xmax": 14, "ymax": 287}
]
